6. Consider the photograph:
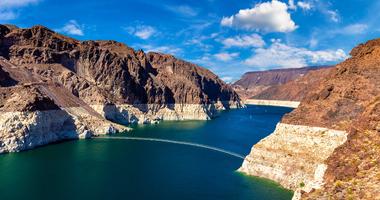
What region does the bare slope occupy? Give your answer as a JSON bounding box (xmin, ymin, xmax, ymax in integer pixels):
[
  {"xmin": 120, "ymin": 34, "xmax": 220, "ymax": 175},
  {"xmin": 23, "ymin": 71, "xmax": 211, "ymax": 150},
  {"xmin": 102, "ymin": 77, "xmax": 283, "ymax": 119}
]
[{"xmin": 232, "ymin": 66, "xmax": 329, "ymax": 100}]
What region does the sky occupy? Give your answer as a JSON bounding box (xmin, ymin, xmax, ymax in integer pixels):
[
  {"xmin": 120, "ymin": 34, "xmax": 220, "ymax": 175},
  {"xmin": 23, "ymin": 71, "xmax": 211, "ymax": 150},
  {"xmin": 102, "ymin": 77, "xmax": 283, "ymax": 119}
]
[{"xmin": 0, "ymin": 0, "xmax": 379, "ymax": 82}]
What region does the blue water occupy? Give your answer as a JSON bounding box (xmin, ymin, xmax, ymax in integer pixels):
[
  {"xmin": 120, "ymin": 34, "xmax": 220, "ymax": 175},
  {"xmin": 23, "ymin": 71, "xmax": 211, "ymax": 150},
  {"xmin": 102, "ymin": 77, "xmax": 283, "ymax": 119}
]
[{"xmin": 0, "ymin": 105, "xmax": 294, "ymax": 200}]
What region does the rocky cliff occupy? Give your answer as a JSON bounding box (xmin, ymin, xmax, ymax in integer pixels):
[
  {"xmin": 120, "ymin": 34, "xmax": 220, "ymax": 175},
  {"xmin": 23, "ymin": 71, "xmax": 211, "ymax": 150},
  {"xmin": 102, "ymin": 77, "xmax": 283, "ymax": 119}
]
[
  {"xmin": 253, "ymin": 67, "xmax": 333, "ymax": 101},
  {"xmin": 239, "ymin": 38, "xmax": 380, "ymax": 200},
  {"xmin": 232, "ymin": 66, "xmax": 328, "ymax": 100},
  {"xmin": 0, "ymin": 24, "xmax": 242, "ymax": 153}
]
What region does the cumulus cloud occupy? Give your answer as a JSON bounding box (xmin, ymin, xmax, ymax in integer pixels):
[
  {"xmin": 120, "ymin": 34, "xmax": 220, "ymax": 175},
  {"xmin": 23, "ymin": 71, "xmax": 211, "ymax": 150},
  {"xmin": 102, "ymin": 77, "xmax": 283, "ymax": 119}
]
[
  {"xmin": 56, "ymin": 20, "xmax": 84, "ymax": 36},
  {"xmin": 166, "ymin": 5, "xmax": 198, "ymax": 17},
  {"xmin": 214, "ymin": 52, "xmax": 239, "ymax": 61},
  {"xmin": 221, "ymin": 0, "xmax": 297, "ymax": 33},
  {"xmin": 221, "ymin": 34, "xmax": 265, "ymax": 48},
  {"xmin": 0, "ymin": 0, "xmax": 39, "ymax": 20},
  {"xmin": 125, "ymin": 25, "xmax": 157, "ymax": 40},
  {"xmin": 245, "ymin": 40, "xmax": 347, "ymax": 68}
]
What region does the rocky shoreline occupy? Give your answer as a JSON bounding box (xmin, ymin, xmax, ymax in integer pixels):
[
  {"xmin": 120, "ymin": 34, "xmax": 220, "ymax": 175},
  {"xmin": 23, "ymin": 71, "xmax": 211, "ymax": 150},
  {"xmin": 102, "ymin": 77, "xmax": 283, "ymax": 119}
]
[
  {"xmin": 0, "ymin": 24, "xmax": 243, "ymax": 154},
  {"xmin": 239, "ymin": 123, "xmax": 348, "ymax": 200},
  {"xmin": 245, "ymin": 99, "xmax": 300, "ymax": 108},
  {"xmin": 0, "ymin": 109, "xmax": 128, "ymax": 154},
  {"xmin": 91, "ymin": 102, "xmax": 242, "ymax": 124},
  {"xmin": 239, "ymin": 38, "xmax": 380, "ymax": 199},
  {"xmin": 0, "ymin": 102, "xmax": 238, "ymax": 154}
]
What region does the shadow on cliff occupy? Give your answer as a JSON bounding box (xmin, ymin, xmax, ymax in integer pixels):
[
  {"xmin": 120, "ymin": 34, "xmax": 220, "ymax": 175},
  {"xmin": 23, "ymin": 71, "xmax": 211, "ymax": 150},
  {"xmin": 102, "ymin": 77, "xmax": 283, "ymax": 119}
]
[{"xmin": 18, "ymin": 109, "xmax": 83, "ymax": 152}]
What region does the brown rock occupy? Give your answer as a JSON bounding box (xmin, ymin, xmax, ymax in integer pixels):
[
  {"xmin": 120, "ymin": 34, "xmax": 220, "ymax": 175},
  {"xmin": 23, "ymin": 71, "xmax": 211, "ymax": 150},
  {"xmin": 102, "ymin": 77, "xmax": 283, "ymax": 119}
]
[
  {"xmin": 232, "ymin": 66, "xmax": 331, "ymax": 100},
  {"xmin": 289, "ymin": 39, "xmax": 380, "ymax": 199},
  {"xmin": 0, "ymin": 25, "xmax": 240, "ymax": 107}
]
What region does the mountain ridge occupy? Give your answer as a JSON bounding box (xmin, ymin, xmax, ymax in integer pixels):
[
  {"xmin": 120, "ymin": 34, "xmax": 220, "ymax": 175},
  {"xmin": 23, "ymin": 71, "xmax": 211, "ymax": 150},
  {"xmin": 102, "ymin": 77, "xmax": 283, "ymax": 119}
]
[
  {"xmin": 239, "ymin": 38, "xmax": 380, "ymax": 200},
  {"xmin": 0, "ymin": 24, "xmax": 242, "ymax": 153},
  {"xmin": 232, "ymin": 66, "xmax": 332, "ymax": 100}
]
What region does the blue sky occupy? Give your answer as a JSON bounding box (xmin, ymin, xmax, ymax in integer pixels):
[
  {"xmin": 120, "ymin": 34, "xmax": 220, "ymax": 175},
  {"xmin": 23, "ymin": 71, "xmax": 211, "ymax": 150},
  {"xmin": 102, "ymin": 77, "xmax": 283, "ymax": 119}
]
[{"xmin": 0, "ymin": 0, "xmax": 379, "ymax": 82}]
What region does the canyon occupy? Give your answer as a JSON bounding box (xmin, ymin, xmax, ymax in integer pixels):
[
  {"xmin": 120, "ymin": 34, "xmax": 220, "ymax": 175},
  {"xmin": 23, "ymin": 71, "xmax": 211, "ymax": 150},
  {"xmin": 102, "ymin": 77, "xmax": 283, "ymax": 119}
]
[
  {"xmin": 239, "ymin": 38, "xmax": 380, "ymax": 199},
  {"xmin": 1, "ymin": 23, "xmax": 379, "ymax": 200},
  {"xmin": 0, "ymin": 24, "xmax": 242, "ymax": 154}
]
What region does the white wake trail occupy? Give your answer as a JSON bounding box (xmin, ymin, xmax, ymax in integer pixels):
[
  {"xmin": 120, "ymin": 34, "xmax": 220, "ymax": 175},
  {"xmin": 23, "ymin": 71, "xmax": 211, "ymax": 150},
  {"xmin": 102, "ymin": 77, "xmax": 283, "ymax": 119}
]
[{"xmin": 96, "ymin": 136, "xmax": 245, "ymax": 159}]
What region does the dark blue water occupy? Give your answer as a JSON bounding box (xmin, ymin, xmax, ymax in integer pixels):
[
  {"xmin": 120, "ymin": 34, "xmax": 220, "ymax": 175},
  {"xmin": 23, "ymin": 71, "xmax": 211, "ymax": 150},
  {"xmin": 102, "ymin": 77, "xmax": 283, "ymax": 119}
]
[{"xmin": 0, "ymin": 105, "xmax": 294, "ymax": 200}]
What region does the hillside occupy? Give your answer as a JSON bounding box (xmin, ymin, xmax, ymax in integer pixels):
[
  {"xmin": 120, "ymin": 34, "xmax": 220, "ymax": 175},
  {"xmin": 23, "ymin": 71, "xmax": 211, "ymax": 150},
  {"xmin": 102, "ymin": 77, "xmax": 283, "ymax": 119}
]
[
  {"xmin": 253, "ymin": 67, "xmax": 333, "ymax": 101},
  {"xmin": 286, "ymin": 38, "xmax": 380, "ymax": 199},
  {"xmin": 239, "ymin": 38, "xmax": 380, "ymax": 200},
  {"xmin": 0, "ymin": 24, "xmax": 242, "ymax": 153},
  {"xmin": 232, "ymin": 66, "xmax": 329, "ymax": 100}
]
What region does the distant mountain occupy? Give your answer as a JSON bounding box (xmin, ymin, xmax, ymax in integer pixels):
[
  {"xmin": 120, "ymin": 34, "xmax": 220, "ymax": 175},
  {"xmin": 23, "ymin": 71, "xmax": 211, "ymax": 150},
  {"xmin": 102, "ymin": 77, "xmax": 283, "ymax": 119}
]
[
  {"xmin": 252, "ymin": 67, "xmax": 333, "ymax": 101},
  {"xmin": 232, "ymin": 66, "xmax": 331, "ymax": 100}
]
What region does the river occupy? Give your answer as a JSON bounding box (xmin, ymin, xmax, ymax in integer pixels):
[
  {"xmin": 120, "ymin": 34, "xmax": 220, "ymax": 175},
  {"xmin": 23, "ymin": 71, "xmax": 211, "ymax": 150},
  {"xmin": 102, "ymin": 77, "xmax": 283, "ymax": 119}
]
[{"xmin": 0, "ymin": 105, "xmax": 294, "ymax": 200}]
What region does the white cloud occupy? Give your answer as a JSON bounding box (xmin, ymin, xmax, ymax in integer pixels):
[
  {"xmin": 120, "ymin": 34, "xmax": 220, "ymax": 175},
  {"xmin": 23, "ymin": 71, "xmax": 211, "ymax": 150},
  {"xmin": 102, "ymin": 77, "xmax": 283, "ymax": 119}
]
[
  {"xmin": 221, "ymin": 34, "xmax": 265, "ymax": 48},
  {"xmin": 288, "ymin": 0, "xmax": 297, "ymax": 10},
  {"xmin": 0, "ymin": 0, "xmax": 39, "ymax": 21},
  {"xmin": 297, "ymin": 1, "xmax": 312, "ymax": 10},
  {"xmin": 140, "ymin": 44, "xmax": 182, "ymax": 56},
  {"xmin": 288, "ymin": 0, "xmax": 312, "ymax": 11},
  {"xmin": 185, "ymin": 38, "xmax": 213, "ymax": 52},
  {"xmin": 221, "ymin": 0, "xmax": 297, "ymax": 33},
  {"xmin": 0, "ymin": 11, "xmax": 16, "ymax": 20},
  {"xmin": 303, "ymin": 0, "xmax": 340, "ymax": 22},
  {"xmin": 166, "ymin": 5, "xmax": 198, "ymax": 17},
  {"xmin": 135, "ymin": 26, "xmax": 156, "ymax": 39},
  {"xmin": 245, "ymin": 40, "xmax": 347, "ymax": 68},
  {"xmin": 327, "ymin": 10, "xmax": 339, "ymax": 22},
  {"xmin": 309, "ymin": 37, "xmax": 318, "ymax": 48},
  {"xmin": 338, "ymin": 24, "xmax": 368, "ymax": 35},
  {"xmin": 221, "ymin": 76, "xmax": 234, "ymax": 83},
  {"xmin": 214, "ymin": 52, "xmax": 239, "ymax": 61},
  {"xmin": 125, "ymin": 25, "xmax": 157, "ymax": 40},
  {"xmin": 0, "ymin": 0, "xmax": 39, "ymax": 8},
  {"xmin": 56, "ymin": 20, "xmax": 84, "ymax": 36}
]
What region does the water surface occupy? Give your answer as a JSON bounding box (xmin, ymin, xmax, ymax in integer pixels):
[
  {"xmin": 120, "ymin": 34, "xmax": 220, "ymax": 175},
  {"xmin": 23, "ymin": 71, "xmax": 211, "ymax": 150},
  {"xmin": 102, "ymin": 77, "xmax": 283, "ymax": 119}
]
[{"xmin": 0, "ymin": 105, "xmax": 293, "ymax": 200}]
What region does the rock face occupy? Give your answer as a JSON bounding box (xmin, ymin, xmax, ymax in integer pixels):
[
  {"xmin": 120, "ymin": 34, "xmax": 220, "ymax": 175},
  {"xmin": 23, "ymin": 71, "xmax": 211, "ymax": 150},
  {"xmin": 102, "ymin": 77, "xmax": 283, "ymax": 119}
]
[
  {"xmin": 0, "ymin": 24, "xmax": 242, "ymax": 153},
  {"xmin": 232, "ymin": 66, "xmax": 329, "ymax": 100},
  {"xmin": 240, "ymin": 38, "xmax": 380, "ymax": 200},
  {"xmin": 252, "ymin": 67, "xmax": 333, "ymax": 102},
  {"xmin": 244, "ymin": 99, "xmax": 300, "ymax": 108},
  {"xmin": 239, "ymin": 124, "xmax": 347, "ymax": 195},
  {"xmin": 0, "ymin": 85, "xmax": 126, "ymax": 153}
]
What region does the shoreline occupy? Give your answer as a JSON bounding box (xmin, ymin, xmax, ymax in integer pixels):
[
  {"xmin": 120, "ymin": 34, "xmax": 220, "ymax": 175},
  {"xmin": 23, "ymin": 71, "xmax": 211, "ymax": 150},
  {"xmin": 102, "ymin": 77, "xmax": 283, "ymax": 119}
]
[
  {"xmin": 244, "ymin": 99, "xmax": 300, "ymax": 108},
  {"xmin": 0, "ymin": 102, "xmax": 243, "ymax": 154},
  {"xmin": 238, "ymin": 123, "xmax": 348, "ymax": 200}
]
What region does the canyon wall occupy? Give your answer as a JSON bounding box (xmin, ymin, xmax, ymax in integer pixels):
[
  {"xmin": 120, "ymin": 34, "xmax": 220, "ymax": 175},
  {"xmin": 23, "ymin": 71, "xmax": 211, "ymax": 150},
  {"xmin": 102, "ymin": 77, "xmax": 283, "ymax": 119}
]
[
  {"xmin": 239, "ymin": 123, "xmax": 347, "ymax": 199},
  {"xmin": 240, "ymin": 38, "xmax": 380, "ymax": 199},
  {"xmin": 0, "ymin": 24, "xmax": 242, "ymax": 153},
  {"xmin": 252, "ymin": 67, "xmax": 333, "ymax": 102},
  {"xmin": 232, "ymin": 66, "xmax": 330, "ymax": 100},
  {"xmin": 244, "ymin": 99, "xmax": 300, "ymax": 108}
]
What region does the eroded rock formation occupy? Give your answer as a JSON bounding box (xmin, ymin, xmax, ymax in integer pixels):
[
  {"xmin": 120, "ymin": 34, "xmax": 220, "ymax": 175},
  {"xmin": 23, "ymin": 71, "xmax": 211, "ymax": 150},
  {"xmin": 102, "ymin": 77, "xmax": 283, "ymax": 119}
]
[
  {"xmin": 240, "ymin": 38, "xmax": 380, "ymax": 199},
  {"xmin": 0, "ymin": 24, "xmax": 242, "ymax": 153}
]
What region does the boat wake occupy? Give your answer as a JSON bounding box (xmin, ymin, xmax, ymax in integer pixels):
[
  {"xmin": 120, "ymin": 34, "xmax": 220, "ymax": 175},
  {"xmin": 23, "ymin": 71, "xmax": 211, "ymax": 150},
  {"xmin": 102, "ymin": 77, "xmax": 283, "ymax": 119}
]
[{"xmin": 96, "ymin": 136, "xmax": 245, "ymax": 159}]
